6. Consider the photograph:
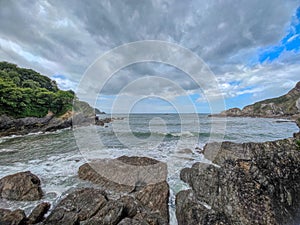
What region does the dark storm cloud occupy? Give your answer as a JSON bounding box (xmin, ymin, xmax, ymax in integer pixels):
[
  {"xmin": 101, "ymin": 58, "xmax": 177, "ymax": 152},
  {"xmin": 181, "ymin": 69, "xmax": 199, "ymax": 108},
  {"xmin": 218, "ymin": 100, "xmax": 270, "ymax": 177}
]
[{"xmin": 0, "ymin": 0, "xmax": 299, "ymax": 98}]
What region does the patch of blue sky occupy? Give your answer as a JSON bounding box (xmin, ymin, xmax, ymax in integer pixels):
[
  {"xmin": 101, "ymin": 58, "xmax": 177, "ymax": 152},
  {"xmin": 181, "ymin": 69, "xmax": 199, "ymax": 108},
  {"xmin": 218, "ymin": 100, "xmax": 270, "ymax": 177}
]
[
  {"xmin": 224, "ymin": 93, "xmax": 253, "ymax": 110},
  {"xmin": 52, "ymin": 74, "xmax": 66, "ymax": 79},
  {"xmin": 257, "ymin": 7, "xmax": 300, "ymax": 63}
]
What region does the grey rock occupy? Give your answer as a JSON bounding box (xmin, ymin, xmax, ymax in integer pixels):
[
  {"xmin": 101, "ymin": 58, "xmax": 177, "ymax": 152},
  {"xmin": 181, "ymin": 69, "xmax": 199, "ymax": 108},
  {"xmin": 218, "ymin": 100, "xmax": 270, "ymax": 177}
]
[
  {"xmin": 27, "ymin": 202, "xmax": 51, "ymax": 224},
  {"xmin": 78, "ymin": 156, "xmax": 169, "ymax": 223},
  {"xmin": 0, "ymin": 208, "xmax": 27, "ymax": 225},
  {"xmin": 0, "ymin": 171, "xmax": 43, "ymax": 201},
  {"xmin": 85, "ymin": 200, "xmax": 124, "ymax": 225},
  {"xmin": 176, "ymin": 137, "xmax": 300, "ymax": 225},
  {"xmin": 44, "ymin": 188, "xmax": 107, "ymax": 225}
]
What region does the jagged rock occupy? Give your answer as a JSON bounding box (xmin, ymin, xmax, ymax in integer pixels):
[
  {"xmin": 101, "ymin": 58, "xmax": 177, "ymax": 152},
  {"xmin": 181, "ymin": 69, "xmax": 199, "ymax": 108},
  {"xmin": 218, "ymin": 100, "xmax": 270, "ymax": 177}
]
[
  {"xmin": 0, "ymin": 112, "xmax": 113, "ymax": 137},
  {"xmin": 176, "ymin": 189, "xmax": 231, "ymax": 225},
  {"xmin": 176, "ymin": 137, "xmax": 300, "ymax": 225},
  {"xmin": 0, "ymin": 208, "xmax": 27, "ymax": 225},
  {"xmin": 136, "ymin": 181, "xmax": 169, "ymax": 221},
  {"xmin": 27, "ymin": 202, "xmax": 51, "ymax": 224},
  {"xmin": 0, "ymin": 171, "xmax": 43, "ymax": 201},
  {"xmin": 134, "ymin": 212, "xmax": 168, "ymax": 225},
  {"xmin": 78, "ymin": 156, "xmax": 169, "ymax": 223},
  {"xmin": 212, "ymin": 81, "xmax": 300, "ymax": 118},
  {"xmin": 118, "ymin": 196, "xmax": 138, "ymax": 218},
  {"xmin": 44, "ymin": 188, "xmax": 107, "ymax": 225},
  {"xmin": 118, "ymin": 217, "xmax": 149, "ymax": 225},
  {"xmin": 85, "ymin": 200, "xmax": 124, "ymax": 225}
]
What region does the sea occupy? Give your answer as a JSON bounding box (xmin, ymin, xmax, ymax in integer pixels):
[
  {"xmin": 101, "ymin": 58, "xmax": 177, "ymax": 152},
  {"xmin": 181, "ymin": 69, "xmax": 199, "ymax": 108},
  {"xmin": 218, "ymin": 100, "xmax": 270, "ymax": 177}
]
[{"xmin": 0, "ymin": 114, "xmax": 298, "ymax": 224}]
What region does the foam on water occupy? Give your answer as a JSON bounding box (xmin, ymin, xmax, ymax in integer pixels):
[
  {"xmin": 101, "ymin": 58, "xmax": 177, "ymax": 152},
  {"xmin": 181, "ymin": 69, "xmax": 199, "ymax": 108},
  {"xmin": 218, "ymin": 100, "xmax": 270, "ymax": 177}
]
[{"xmin": 0, "ymin": 114, "xmax": 298, "ymax": 221}]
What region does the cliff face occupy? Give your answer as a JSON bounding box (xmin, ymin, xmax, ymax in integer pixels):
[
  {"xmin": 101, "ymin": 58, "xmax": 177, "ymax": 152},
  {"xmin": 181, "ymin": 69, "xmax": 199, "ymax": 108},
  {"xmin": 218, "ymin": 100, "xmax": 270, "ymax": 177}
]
[
  {"xmin": 176, "ymin": 136, "xmax": 300, "ymax": 225},
  {"xmin": 218, "ymin": 81, "xmax": 300, "ymax": 118}
]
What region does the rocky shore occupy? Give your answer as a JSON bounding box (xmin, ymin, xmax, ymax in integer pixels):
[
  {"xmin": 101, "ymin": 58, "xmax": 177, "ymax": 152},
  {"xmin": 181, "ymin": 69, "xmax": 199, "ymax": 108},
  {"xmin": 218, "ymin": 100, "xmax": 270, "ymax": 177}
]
[
  {"xmin": 212, "ymin": 81, "xmax": 300, "ymax": 120},
  {"xmin": 0, "ymin": 112, "xmax": 114, "ymax": 137},
  {"xmin": 1, "ymin": 114, "xmax": 300, "ymax": 224},
  {"xmin": 176, "ymin": 124, "xmax": 300, "ymax": 224},
  {"xmin": 0, "ymin": 156, "xmax": 169, "ymax": 225}
]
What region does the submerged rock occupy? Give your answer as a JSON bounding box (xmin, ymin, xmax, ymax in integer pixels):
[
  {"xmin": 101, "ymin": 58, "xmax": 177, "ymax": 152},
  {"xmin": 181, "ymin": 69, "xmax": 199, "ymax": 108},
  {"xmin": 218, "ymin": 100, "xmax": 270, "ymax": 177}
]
[
  {"xmin": 0, "ymin": 171, "xmax": 43, "ymax": 201},
  {"xmin": 176, "ymin": 137, "xmax": 300, "ymax": 225}
]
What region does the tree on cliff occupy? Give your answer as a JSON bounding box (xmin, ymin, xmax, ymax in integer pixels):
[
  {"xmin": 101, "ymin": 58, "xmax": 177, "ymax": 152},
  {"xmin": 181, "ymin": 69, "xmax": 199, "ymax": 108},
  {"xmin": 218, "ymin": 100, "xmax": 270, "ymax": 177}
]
[{"xmin": 0, "ymin": 62, "xmax": 75, "ymax": 118}]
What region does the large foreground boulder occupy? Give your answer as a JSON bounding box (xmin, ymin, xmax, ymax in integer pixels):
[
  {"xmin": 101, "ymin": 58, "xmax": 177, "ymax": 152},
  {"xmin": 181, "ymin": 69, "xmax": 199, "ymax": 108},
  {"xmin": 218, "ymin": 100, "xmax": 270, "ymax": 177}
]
[
  {"xmin": 78, "ymin": 156, "xmax": 167, "ymax": 192},
  {"xmin": 176, "ymin": 138, "xmax": 300, "ymax": 225},
  {"xmin": 0, "ymin": 171, "xmax": 43, "ymax": 201},
  {"xmin": 45, "ymin": 187, "xmax": 168, "ymax": 225},
  {"xmin": 78, "ymin": 156, "xmax": 169, "ymax": 224}
]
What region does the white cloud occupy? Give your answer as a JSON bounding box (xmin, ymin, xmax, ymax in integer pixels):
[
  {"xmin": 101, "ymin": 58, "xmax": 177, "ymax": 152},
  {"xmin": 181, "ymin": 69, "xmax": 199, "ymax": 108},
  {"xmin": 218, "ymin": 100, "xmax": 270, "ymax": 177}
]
[{"xmin": 0, "ymin": 0, "xmax": 299, "ymax": 112}]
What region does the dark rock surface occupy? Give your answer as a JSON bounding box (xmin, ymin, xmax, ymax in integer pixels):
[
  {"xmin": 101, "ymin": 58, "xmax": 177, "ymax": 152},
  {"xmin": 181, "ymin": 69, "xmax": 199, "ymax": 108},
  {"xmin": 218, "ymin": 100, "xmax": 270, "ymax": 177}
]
[
  {"xmin": 0, "ymin": 171, "xmax": 43, "ymax": 201},
  {"xmin": 27, "ymin": 202, "xmax": 51, "ymax": 224},
  {"xmin": 135, "ymin": 181, "xmax": 169, "ymax": 221},
  {"xmin": 78, "ymin": 156, "xmax": 169, "ymax": 224},
  {"xmin": 0, "ymin": 112, "xmax": 114, "ymax": 137},
  {"xmin": 44, "ymin": 188, "xmax": 107, "ymax": 225},
  {"xmin": 0, "ymin": 208, "xmax": 27, "ymax": 225},
  {"xmin": 0, "ymin": 156, "xmax": 168, "ymax": 224},
  {"xmin": 44, "ymin": 187, "xmax": 168, "ymax": 225},
  {"xmin": 176, "ymin": 137, "xmax": 300, "ymax": 225}
]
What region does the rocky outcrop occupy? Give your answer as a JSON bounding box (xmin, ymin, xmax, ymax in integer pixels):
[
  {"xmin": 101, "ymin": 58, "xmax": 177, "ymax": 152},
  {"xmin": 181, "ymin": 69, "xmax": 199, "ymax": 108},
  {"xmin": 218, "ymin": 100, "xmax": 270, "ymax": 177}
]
[
  {"xmin": 0, "ymin": 156, "xmax": 168, "ymax": 224},
  {"xmin": 0, "ymin": 202, "xmax": 50, "ymax": 225},
  {"xmin": 44, "ymin": 188, "xmax": 107, "ymax": 225},
  {"xmin": 78, "ymin": 156, "xmax": 169, "ymax": 224},
  {"xmin": 176, "ymin": 137, "xmax": 300, "ymax": 225},
  {"xmin": 27, "ymin": 202, "xmax": 51, "ymax": 224},
  {"xmin": 214, "ymin": 81, "xmax": 300, "ymax": 119},
  {"xmin": 0, "ymin": 171, "xmax": 43, "ymax": 201},
  {"xmin": 78, "ymin": 156, "xmax": 168, "ymax": 193},
  {"xmin": 44, "ymin": 186, "xmax": 168, "ymax": 225},
  {"xmin": 0, "ymin": 208, "xmax": 27, "ymax": 225},
  {"xmin": 0, "ymin": 112, "xmax": 114, "ymax": 137}
]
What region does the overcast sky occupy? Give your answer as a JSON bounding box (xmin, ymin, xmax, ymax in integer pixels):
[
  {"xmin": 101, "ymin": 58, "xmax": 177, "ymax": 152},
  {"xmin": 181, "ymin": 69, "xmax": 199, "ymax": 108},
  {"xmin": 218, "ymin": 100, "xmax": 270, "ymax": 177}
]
[{"xmin": 0, "ymin": 0, "xmax": 299, "ymax": 113}]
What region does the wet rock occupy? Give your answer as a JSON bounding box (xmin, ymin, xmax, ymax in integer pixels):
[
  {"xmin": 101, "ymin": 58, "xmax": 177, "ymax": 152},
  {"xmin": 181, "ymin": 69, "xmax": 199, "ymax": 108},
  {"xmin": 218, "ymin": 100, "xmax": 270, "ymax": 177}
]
[
  {"xmin": 0, "ymin": 208, "xmax": 27, "ymax": 225},
  {"xmin": 78, "ymin": 156, "xmax": 167, "ymax": 193},
  {"xmin": 44, "ymin": 188, "xmax": 107, "ymax": 225},
  {"xmin": 136, "ymin": 181, "xmax": 169, "ymax": 221},
  {"xmin": 118, "ymin": 217, "xmax": 149, "ymax": 225},
  {"xmin": 85, "ymin": 200, "xmax": 124, "ymax": 225},
  {"xmin": 0, "ymin": 112, "xmax": 113, "ymax": 137},
  {"xmin": 176, "ymin": 138, "xmax": 300, "ymax": 225},
  {"xmin": 27, "ymin": 202, "xmax": 51, "ymax": 224},
  {"xmin": 118, "ymin": 196, "xmax": 138, "ymax": 218},
  {"xmin": 78, "ymin": 156, "xmax": 169, "ymax": 223},
  {"xmin": 0, "ymin": 171, "xmax": 43, "ymax": 201},
  {"xmin": 176, "ymin": 189, "xmax": 231, "ymax": 225}
]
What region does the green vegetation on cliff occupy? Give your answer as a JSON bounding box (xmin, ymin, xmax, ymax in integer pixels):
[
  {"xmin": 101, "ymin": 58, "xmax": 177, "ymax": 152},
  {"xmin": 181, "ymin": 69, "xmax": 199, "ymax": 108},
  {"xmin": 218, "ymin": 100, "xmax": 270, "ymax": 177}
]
[
  {"xmin": 0, "ymin": 62, "xmax": 76, "ymax": 118},
  {"xmin": 219, "ymin": 81, "xmax": 300, "ymax": 118}
]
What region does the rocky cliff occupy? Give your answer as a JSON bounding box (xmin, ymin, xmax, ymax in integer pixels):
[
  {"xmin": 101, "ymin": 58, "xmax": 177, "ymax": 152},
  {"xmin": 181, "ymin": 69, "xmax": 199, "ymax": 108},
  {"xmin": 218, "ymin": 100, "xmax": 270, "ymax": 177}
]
[
  {"xmin": 216, "ymin": 81, "xmax": 300, "ymax": 118},
  {"xmin": 176, "ymin": 124, "xmax": 300, "ymax": 225}
]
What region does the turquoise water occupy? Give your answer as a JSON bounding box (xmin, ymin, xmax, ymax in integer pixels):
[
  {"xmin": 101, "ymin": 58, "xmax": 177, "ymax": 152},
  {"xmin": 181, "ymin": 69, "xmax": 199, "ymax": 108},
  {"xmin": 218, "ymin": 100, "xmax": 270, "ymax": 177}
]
[{"xmin": 0, "ymin": 114, "xmax": 298, "ymax": 223}]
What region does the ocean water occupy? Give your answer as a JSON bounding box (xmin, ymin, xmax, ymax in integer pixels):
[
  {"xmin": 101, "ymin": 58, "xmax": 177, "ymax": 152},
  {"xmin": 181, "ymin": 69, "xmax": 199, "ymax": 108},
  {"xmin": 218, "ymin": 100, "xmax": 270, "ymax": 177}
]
[{"xmin": 0, "ymin": 114, "xmax": 298, "ymax": 223}]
